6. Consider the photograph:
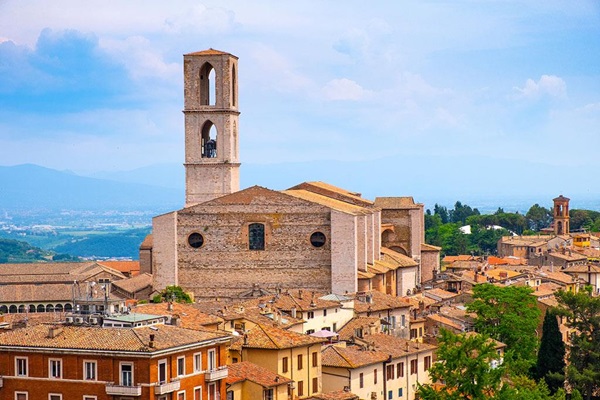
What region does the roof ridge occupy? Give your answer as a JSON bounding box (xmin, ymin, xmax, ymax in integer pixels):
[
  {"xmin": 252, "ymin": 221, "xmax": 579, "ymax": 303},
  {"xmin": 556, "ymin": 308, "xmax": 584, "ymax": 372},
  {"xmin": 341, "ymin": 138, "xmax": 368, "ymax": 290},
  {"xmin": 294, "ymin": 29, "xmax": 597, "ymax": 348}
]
[{"xmin": 256, "ymin": 324, "xmax": 280, "ymax": 348}]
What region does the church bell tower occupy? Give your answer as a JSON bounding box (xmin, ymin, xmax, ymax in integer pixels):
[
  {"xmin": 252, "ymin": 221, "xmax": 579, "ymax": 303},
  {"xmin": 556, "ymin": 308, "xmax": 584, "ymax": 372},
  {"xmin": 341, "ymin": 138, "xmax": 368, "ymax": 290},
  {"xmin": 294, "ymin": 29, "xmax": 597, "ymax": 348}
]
[
  {"xmin": 553, "ymin": 195, "xmax": 570, "ymax": 235},
  {"xmin": 183, "ymin": 49, "xmax": 240, "ymax": 207}
]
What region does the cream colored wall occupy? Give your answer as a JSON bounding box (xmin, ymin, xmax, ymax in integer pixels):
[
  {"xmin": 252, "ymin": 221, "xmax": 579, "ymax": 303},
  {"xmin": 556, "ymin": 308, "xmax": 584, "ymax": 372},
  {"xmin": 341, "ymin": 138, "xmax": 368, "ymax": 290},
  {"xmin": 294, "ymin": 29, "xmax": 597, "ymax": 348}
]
[
  {"xmin": 301, "ymin": 306, "xmax": 353, "ymax": 334},
  {"xmin": 357, "ymin": 215, "xmax": 367, "ymax": 273},
  {"xmin": 152, "ymin": 211, "xmax": 178, "ymax": 290},
  {"xmin": 397, "ymin": 266, "xmax": 418, "ymax": 296}
]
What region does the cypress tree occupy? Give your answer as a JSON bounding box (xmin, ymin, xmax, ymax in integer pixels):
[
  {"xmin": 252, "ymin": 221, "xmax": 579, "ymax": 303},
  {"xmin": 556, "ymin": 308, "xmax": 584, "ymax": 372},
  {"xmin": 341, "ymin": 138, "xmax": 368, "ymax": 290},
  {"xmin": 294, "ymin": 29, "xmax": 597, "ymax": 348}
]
[{"xmin": 536, "ymin": 309, "xmax": 565, "ymax": 393}]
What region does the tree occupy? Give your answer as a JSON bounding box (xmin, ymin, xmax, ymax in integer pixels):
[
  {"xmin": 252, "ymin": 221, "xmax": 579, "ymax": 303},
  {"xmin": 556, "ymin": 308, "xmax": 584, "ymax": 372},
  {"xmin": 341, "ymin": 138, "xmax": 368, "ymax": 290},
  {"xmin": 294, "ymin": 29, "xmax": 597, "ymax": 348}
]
[
  {"xmin": 450, "ymin": 201, "xmax": 480, "ymax": 225},
  {"xmin": 467, "ymin": 284, "xmax": 540, "ymax": 375},
  {"xmin": 555, "ymin": 287, "xmax": 600, "ymax": 400},
  {"xmin": 535, "ymin": 310, "xmax": 565, "ymax": 393},
  {"xmin": 526, "ymin": 204, "xmax": 553, "ymax": 231},
  {"xmin": 155, "ymin": 285, "xmax": 193, "ymax": 303},
  {"xmin": 416, "ymin": 329, "xmax": 508, "ymax": 400},
  {"xmin": 434, "ymin": 204, "xmax": 450, "ymax": 224}
]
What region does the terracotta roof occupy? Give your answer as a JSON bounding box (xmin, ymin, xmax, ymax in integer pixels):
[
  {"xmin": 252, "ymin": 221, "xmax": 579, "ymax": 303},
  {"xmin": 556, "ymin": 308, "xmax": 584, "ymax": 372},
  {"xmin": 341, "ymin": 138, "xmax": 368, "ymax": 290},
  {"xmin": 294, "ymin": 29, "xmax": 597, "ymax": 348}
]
[
  {"xmin": 536, "ymin": 267, "xmax": 576, "ymax": 284},
  {"xmin": 306, "ymin": 390, "xmax": 360, "ymax": 400},
  {"xmin": 184, "ymin": 48, "xmax": 237, "ymax": 58},
  {"xmin": 484, "ymin": 268, "xmax": 522, "ymax": 281},
  {"xmin": 374, "ymin": 197, "xmax": 421, "ymax": 210},
  {"xmin": 132, "ymin": 302, "xmax": 223, "ymax": 329},
  {"xmin": 357, "ymin": 270, "xmax": 376, "ymax": 279},
  {"xmin": 487, "ymin": 256, "xmax": 527, "ymax": 266},
  {"xmin": 321, "ymin": 344, "xmax": 389, "ymax": 368},
  {"xmin": 421, "ymin": 243, "xmax": 442, "ymax": 252},
  {"xmin": 352, "ymin": 291, "xmax": 411, "ymax": 314},
  {"xmin": 98, "ymin": 261, "xmax": 141, "ymax": 276},
  {"xmin": 140, "ymin": 234, "xmax": 153, "ymax": 249},
  {"xmin": 442, "ymin": 255, "xmax": 479, "ymax": 263},
  {"xmin": 112, "ymin": 273, "xmax": 152, "ymax": 295},
  {"xmin": 553, "ymin": 195, "xmax": 570, "ymax": 202},
  {"xmin": 241, "ymin": 290, "xmax": 341, "ymax": 312},
  {"xmin": 233, "ymin": 323, "xmax": 325, "ymax": 350},
  {"xmin": 364, "ymin": 333, "xmax": 436, "ymax": 357},
  {"xmin": 194, "ymin": 301, "xmax": 304, "ymax": 329},
  {"xmin": 287, "ymin": 182, "xmax": 373, "ymax": 207},
  {"xmin": 380, "ymin": 247, "xmax": 418, "ymax": 267},
  {"xmin": 226, "ymin": 361, "xmax": 292, "ymax": 387},
  {"xmin": 0, "ymin": 283, "xmax": 76, "ymax": 303},
  {"xmin": 427, "ymin": 313, "xmax": 464, "ymax": 331},
  {"xmin": 283, "ymin": 189, "xmax": 370, "ymax": 215},
  {"xmin": 549, "ymin": 251, "xmax": 587, "ymax": 262},
  {"xmin": 423, "ymin": 288, "xmax": 459, "ymax": 301},
  {"xmin": 337, "ymin": 316, "xmax": 381, "ymax": 341},
  {"xmin": 0, "ymin": 324, "xmax": 230, "ymax": 353},
  {"xmin": 563, "ymin": 263, "xmax": 600, "ymax": 274}
]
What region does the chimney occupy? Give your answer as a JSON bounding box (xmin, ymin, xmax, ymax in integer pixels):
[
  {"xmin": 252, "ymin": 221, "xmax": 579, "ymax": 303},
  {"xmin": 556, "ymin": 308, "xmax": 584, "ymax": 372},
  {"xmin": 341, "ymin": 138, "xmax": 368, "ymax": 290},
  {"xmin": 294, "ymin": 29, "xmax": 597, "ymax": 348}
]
[
  {"xmin": 298, "ymin": 290, "xmax": 303, "ymax": 299},
  {"xmin": 149, "ymin": 334, "xmax": 155, "ymax": 348},
  {"xmin": 47, "ymin": 326, "xmax": 63, "ymax": 338},
  {"xmin": 167, "ymin": 302, "xmax": 173, "ymax": 312}
]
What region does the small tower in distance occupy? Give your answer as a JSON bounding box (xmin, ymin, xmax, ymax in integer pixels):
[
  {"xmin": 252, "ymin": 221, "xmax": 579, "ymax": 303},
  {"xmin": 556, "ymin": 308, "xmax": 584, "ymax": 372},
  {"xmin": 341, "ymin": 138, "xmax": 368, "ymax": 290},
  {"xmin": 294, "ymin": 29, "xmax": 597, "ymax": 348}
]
[
  {"xmin": 183, "ymin": 49, "xmax": 240, "ymax": 207},
  {"xmin": 553, "ymin": 195, "xmax": 570, "ymax": 235}
]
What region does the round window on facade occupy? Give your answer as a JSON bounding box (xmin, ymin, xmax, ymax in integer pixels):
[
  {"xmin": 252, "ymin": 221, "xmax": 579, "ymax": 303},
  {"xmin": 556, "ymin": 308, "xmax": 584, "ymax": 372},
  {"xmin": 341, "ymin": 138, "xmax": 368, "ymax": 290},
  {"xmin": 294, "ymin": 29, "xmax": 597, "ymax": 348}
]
[
  {"xmin": 188, "ymin": 232, "xmax": 204, "ymax": 248},
  {"xmin": 310, "ymin": 232, "xmax": 326, "ymax": 248}
]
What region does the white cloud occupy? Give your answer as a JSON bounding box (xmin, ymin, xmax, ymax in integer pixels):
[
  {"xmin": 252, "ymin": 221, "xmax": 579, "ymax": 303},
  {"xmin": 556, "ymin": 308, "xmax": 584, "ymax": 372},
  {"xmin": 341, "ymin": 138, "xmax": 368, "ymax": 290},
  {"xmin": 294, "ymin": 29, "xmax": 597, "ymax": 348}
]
[
  {"xmin": 322, "ymin": 78, "xmax": 370, "ymax": 101},
  {"xmin": 513, "ymin": 75, "xmax": 567, "ymax": 100}
]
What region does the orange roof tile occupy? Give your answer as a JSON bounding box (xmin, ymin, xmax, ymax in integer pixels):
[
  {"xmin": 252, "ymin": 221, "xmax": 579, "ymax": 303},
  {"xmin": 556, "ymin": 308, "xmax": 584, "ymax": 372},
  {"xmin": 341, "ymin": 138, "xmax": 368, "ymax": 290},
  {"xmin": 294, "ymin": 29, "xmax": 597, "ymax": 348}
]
[
  {"xmin": 185, "ymin": 48, "xmax": 238, "ymax": 58},
  {"xmin": 321, "ymin": 344, "xmax": 389, "ymax": 368},
  {"xmin": 132, "ymin": 302, "xmax": 223, "ymax": 329},
  {"xmin": 235, "ymin": 323, "xmax": 325, "ymax": 350},
  {"xmin": 226, "ymin": 361, "xmax": 292, "ymax": 387}
]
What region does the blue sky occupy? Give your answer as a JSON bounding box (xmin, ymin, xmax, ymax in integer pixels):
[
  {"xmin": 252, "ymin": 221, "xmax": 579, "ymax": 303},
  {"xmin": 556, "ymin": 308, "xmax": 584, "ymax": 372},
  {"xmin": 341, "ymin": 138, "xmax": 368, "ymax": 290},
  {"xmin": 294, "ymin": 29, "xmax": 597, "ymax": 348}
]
[{"xmin": 1, "ymin": 1, "xmax": 599, "ymax": 200}]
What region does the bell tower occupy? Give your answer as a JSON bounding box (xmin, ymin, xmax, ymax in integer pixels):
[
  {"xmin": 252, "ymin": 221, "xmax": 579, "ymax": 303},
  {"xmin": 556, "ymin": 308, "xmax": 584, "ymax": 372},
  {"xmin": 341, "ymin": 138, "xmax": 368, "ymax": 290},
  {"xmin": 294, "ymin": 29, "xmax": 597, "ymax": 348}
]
[
  {"xmin": 183, "ymin": 49, "xmax": 240, "ymax": 207},
  {"xmin": 553, "ymin": 195, "xmax": 570, "ymax": 235}
]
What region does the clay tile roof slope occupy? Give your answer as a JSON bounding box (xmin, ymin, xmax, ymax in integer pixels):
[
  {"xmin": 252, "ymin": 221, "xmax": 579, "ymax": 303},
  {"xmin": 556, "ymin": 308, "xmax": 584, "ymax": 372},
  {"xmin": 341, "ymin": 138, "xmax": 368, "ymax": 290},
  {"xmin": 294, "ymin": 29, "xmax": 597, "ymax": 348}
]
[
  {"xmin": 98, "ymin": 261, "xmax": 141, "ymax": 276},
  {"xmin": 140, "ymin": 234, "xmax": 153, "ymax": 249},
  {"xmin": 0, "ymin": 324, "xmax": 230, "ymax": 352},
  {"xmin": 133, "ymin": 302, "xmax": 223, "ymax": 328},
  {"xmin": 564, "ymin": 263, "xmax": 600, "ymax": 273},
  {"xmin": 242, "ymin": 290, "xmax": 340, "ymax": 312},
  {"xmin": 241, "ymin": 323, "xmax": 325, "ymax": 350},
  {"xmin": 380, "ymin": 247, "xmax": 418, "ymax": 267},
  {"xmin": 321, "ymin": 344, "xmax": 389, "ymax": 368},
  {"xmin": 185, "ymin": 48, "xmax": 237, "ymax": 58},
  {"xmin": 0, "ymin": 283, "xmax": 75, "ymax": 302},
  {"xmin": 226, "ymin": 361, "xmax": 292, "ymax": 387},
  {"xmin": 337, "ymin": 316, "xmax": 381, "ymax": 341},
  {"xmin": 352, "ymin": 291, "xmax": 411, "ymax": 313},
  {"xmin": 374, "ymin": 197, "xmax": 421, "ymax": 210},
  {"xmin": 283, "ymin": 189, "xmax": 370, "ymax": 215},
  {"xmin": 367, "ymin": 333, "xmax": 436, "ymax": 357},
  {"xmin": 306, "ymin": 391, "xmax": 360, "ymax": 400},
  {"xmin": 112, "ymin": 273, "xmax": 152, "ymax": 294},
  {"xmin": 287, "ymin": 182, "xmax": 373, "ymax": 207}
]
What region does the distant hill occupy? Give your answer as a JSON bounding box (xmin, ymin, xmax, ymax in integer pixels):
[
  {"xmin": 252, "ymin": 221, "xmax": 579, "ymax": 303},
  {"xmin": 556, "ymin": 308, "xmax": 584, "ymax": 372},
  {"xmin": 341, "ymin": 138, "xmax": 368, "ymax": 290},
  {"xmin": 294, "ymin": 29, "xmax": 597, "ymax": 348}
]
[
  {"xmin": 0, "ymin": 237, "xmax": 56, "ymax": 263},
  {"xmin": 0, "ymin": 164, "xmax": 183, "ymax": 211}
]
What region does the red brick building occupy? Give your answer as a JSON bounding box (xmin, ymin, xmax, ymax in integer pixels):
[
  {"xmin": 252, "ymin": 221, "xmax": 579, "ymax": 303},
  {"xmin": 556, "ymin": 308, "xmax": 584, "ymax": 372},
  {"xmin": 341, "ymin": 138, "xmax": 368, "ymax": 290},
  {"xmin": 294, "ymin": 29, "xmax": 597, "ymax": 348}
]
[{"xmin": 0, "ymin": 322, "xmax": 231, "ymax": 399}]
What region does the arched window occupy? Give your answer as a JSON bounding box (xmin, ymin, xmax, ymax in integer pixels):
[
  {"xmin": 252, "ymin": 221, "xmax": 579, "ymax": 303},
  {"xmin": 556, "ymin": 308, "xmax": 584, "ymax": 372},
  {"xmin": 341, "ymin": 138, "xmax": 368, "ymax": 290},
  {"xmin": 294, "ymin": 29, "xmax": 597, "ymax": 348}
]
[
  {"xmin": 46, "ymin": 304, "xmax": 54, "ymax": 313},
  {"xmin": 0, "ymin": 305, "xmax": 8, "ymax": 314},
  {"xmin": 29, "ymin": 305, "xmax": 36, "ymax": 313},
  {"xmin": 201, "ymin": 121, "xmax": 218, "ymax": 158},
  {"xmin": 18, "ymin": 305, "xmax": 26, "ymax": 313},
  {"xmin": 199, "ymin": 62, "xmax": 216, "ymax": 106},
  {"xmin": 64, "ymin": 304, "xmax": 73, "ymax": 312},
  {"xmin": 249, "ymin": 223, "xmax": 265, "ymax": 250},
  {"xmin": 37, "ymin": 304, "xmax": 45, "ymax": 313},
  {"xmin": 55, "ymin": 304, "xmax": 64, "ymax": 312},
  {"xmin": 9, "ymin": 305, "xmax": 17, "ymax": 313}
]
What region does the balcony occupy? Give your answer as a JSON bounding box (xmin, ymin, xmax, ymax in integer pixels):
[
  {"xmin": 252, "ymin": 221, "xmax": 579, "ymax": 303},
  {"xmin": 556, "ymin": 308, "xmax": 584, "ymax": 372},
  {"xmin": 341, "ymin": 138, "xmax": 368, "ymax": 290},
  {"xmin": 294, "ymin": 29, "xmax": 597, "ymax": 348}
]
[
  {"xmin": 155, "ymin": 380, "xmax": 181, "ymax": 395},
  {"xmin": 105, "ymin": 383, "xmax": 142, "ymax": 396},
  {"xmin": 205, "ymin": 366, "xmax": 228, "ymax": 381}
]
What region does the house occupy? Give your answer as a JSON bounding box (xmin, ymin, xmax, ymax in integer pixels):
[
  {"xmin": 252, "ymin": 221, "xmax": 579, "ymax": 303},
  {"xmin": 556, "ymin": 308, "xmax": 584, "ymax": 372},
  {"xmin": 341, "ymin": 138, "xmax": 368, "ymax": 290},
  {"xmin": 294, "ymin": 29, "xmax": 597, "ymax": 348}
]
[
  {"xmin": 226, "ymin": 361, "xmax": 292, "ymax": 400},
  {"xmin": 0, "ymin": 322, "xmax": 232, "ymax": 400},
  {"xmin": 228, "ymin": 322, "xmax": 325, "ymax": 399}
]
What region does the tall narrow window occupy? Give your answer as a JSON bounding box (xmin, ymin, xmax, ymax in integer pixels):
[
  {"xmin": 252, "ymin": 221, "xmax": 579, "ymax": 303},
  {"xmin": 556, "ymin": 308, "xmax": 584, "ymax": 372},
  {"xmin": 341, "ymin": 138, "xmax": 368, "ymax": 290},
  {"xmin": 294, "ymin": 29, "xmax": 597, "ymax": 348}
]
[
  {"xmin": 201, "ymin": 121, "xmax": 217, "ymax": 158},
  {"xmin": 49, "ymin": 359, "xmax": 62, "ymax": 379},
  {"xmin": 297, "ymin": 354, "xmax": 303, "ymax": 370},
  {"xmin": 159, "ymin": 360, "xmax": 167, "ymax": 383},
  {"xmin": 16, "ymin": 357, "xmax": 28, "ymax": 376},
  {"xmin": 208, "ymin": 349, "xmax": 217, "ymax": 371},
  {"xmin": 199, "ymin": 62, "xmax": 215, "ymax": 106},
  {"xmin": 231, "ymin": 65, "xmax": 237, "ymax": 107},
  {"xmin": 84, "ymin": 361, "xmax": 97, "ymax": 380},
  {"xmin": 121, "ymin": 363, "xmax": 133, "ymax": 386},
  {"xmin": 249, "ymin": 223, "xmax": 265, "ymax": 250},
  {"xmin": 177, "ymin": 356, "xmax": 186, "ymax": 377},
  {"xmin": 194, "ymin": 353, "xmax": 202, "ymax": 372}
]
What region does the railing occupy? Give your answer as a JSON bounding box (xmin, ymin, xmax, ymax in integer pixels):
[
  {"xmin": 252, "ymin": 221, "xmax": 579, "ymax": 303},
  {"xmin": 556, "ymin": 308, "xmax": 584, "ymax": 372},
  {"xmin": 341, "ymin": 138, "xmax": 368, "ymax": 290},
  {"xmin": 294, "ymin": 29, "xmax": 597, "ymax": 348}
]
[
  {"xmin": 105, "ymin": 383, "xmax": 142, "ymax": 396},
  {"xmin": 155, "ymin": 379, "xmax": 181, "ymax": 395},
  {"xmin": 205, "ymin": 365, "xmax": 228, "ymax": 381}
]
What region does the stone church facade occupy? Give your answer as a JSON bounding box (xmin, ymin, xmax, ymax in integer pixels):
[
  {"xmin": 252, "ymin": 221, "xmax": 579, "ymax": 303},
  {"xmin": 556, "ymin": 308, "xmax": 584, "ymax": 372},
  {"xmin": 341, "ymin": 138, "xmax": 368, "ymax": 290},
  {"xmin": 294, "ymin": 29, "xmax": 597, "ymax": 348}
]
[{"xmin": 141, "ymin": 49, "xmax": 440, "ymax": 300}]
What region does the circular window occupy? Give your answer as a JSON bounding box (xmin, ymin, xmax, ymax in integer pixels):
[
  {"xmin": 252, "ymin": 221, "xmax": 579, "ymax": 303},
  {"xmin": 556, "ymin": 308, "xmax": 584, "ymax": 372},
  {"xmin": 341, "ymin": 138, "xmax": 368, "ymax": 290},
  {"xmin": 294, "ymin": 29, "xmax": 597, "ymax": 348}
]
[
  {"xmin": 310, "ymin": 232, "xmax": 326, "ymax": 248},
  {"xmin": 188, "ymin": 232, "xmax": 204, "ymax": 248}
]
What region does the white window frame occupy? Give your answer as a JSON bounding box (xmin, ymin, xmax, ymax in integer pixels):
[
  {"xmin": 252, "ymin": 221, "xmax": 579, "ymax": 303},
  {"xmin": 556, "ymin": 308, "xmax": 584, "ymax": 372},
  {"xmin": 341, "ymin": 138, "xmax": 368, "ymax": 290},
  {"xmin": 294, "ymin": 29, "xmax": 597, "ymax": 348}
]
[
  {"xmin": 49, "ymin": 358, "xmax": 62, "ymax": 379},
  {"xmin": 83, "ymin": 396, "xmax": 98, "ymax": 400},
  {"xmin": 158, "ymin": 359, "xmax": 168, "ymax": 384},
  {"xmin": 177, "ymin": 356, "xmax": 186, "ymax": 377},
  {"xmin": 15, "ymin": 356, "xmax": 28, "ymax": 377},
  {"xmin": 207, "ymin": 349, "xmax": 216, "ymax": 371},
  {"xmin": 83, "ymin": 360, "xmax": 97, "ymax": 381},
  {"xmin": 120, "ymin": 362, "xmax": 134, "ymax": 386},
  {"xmin": 177, "ymin": 390, "xmax": 186, "ymax": 400},
  {"xmin": 193, "ymin": 386, "xmax": 202, "ymax": 400},
  {"xmin": 48, "ymin": 394, "xmax": 62, "ymax": 400},
  {"xmin": 15, "ymin": 392, "xmax": 28, "ymax": 400},
  {"xmin": 193, "ymin": 352, "xmax": 202, "ymax": 372}
]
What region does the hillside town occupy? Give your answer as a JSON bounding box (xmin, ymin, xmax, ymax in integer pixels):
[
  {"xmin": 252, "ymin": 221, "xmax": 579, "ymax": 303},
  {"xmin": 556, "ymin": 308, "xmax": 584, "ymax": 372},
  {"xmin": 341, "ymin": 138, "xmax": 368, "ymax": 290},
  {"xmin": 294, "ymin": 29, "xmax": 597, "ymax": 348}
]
[{"xmin": 1, "ymin": 50, "xmax": 599, "ymax": 400}]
